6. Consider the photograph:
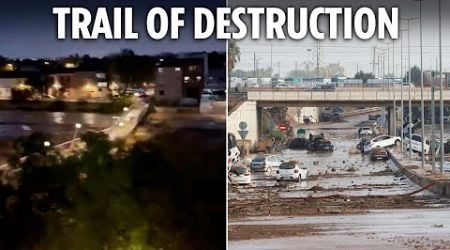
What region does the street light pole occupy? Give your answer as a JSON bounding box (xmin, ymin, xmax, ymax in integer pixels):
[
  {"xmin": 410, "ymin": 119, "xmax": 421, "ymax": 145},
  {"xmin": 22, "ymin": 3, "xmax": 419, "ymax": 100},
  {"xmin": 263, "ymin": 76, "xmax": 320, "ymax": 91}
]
[
  {"xmin": 418, "ymin": 0, "xmax": 426, "ymax": 168},
  {"xmin": 392, "ymin": 39, "xmax": 397, "ymax": 137},
  {"xmin": 71, "ymin": 123, "xmax": 82, "ymax": 149},
  {"xmin": 439, "ymin": 0, "xmax": 445, "ymax": 173},
  {"xmin": 400, "ymin": 29, "xmax": 406, "ymax": 156},
  {"xmin": 401, "ymin": 17, "xmax": 418, "ymax": 160}
]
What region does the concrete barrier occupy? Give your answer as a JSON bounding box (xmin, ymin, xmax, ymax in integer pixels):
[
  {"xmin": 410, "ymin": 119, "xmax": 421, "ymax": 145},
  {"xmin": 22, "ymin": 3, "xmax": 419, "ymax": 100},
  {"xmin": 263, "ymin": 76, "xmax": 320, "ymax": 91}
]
[{"xmin": 389, "ymin": 149, "xmax": 450, "ymax": 197}]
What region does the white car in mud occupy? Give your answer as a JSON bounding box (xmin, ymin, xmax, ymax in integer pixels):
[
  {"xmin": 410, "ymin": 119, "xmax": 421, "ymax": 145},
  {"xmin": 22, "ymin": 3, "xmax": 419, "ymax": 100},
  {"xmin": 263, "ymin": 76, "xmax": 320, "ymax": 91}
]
[
  {"xmin": 363, "ymin": 135, "xmax": 401, "ymax": 153},
  {"xmin": 276, "ymin": 161, "xmax": 308, "ymax": 181},
  {"xmin": 250, "ymin": 154, "xmax": 285, "ymax": 172},
  {"xmin": 228, "ymin": 166, "xmax": 251, "ymax": 185}
]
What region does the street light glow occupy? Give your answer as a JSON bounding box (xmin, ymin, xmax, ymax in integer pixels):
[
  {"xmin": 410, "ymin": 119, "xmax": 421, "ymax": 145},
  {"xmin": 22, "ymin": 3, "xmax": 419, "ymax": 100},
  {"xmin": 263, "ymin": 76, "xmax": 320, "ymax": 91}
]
[
  {"xmin": 75, "ymin": 123, "xmax": 82, "ymax": 129},
  {"xmin": 123, "ymin": 107, "xmax": 129, "ymax": 112},
  {"xmin": 44, "ymin": 141, "xmax": 51, "ymax": 147}
]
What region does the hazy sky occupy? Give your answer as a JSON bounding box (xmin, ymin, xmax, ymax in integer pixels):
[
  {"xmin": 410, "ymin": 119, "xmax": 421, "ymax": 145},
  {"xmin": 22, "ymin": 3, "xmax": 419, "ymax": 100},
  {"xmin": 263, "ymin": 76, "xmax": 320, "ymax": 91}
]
[
  {"xmin": 0, "ymin": 0, "xmax": 225, "ymax": 59},
  {"xmin": 230, "ymin": 0, "xmax": 450, "ymax": 78}
]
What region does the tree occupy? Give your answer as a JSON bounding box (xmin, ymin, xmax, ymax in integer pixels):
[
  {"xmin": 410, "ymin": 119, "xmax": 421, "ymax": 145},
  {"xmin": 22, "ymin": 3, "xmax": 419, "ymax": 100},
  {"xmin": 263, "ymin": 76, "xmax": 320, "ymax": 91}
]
[
  {"xmin": 108, "ymin": 49, "xmax": 155, "ymax": 93},
  {"xmin": 405, "ymin": 66, "xmax": 421, "ymax": 84},
  {"xmin": 354, "ymin": 71, "xmax": 375, "ymax": 83},
  {"xmin": 1, "ymin": 127, "xmax": 225, "ymax": 250}
]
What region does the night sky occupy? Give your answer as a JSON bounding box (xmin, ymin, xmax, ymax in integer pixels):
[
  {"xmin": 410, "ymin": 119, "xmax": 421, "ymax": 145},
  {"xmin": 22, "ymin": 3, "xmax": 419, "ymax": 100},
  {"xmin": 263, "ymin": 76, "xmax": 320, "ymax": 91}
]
[{"xmin": 0, "ymin": 0, "xmax": 225, "ymax": 59}]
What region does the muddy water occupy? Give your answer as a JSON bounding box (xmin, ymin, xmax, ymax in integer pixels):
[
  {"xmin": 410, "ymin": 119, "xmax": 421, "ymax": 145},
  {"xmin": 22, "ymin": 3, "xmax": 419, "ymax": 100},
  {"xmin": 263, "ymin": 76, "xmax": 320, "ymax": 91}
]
[{"xmin": 229, "ymin": 208, "xmax": 450, "ymax": 250}]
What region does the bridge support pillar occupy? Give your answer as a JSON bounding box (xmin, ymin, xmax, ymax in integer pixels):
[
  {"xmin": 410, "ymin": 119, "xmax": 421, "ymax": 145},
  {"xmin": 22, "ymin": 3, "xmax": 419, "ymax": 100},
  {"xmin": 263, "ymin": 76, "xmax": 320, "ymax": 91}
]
[
  {"xmin": 387, "ymin": 107, "xmax": 395, "ymax": 136},
  {"xmin": 257, "ymin": 106, "xmax": 263, "ymax": 139}
]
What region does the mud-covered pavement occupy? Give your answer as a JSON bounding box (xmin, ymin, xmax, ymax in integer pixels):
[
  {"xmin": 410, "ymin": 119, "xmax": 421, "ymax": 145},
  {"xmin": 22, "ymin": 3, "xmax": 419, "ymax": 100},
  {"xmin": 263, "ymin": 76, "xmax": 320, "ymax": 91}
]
[{"xmin": 228, "ymin": 113, "xmax": 450, "ymax": 248}]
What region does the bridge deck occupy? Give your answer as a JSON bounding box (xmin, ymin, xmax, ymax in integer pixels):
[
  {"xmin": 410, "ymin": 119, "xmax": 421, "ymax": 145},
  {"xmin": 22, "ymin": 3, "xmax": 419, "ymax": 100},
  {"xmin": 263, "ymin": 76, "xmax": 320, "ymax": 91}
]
[{"xmin": 246, "ymin": 87, "xmax": 450, "ymax": 107}]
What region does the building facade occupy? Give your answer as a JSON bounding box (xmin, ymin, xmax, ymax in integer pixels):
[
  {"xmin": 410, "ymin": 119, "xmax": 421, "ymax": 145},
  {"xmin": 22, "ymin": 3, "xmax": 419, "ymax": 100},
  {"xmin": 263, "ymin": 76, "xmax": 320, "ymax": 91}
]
[
  {"xmin": 0, "ymin": 77, "xmax": 27, "ymax": 100},
  {"xmin": 154, "ymin": 55, "xmax": 208, "ymax": 104},
  {"xmin": 48, "ymin": 71, "xmax": 110, "ymax": 100}
]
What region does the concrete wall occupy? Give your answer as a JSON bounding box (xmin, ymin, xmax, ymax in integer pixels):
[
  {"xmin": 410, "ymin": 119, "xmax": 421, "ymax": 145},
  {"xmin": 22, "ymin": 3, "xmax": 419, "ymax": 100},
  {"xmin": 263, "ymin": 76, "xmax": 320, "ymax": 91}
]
[{"xmin": 228, "ymin": 101, "xmax": 258, "ymax": 147}]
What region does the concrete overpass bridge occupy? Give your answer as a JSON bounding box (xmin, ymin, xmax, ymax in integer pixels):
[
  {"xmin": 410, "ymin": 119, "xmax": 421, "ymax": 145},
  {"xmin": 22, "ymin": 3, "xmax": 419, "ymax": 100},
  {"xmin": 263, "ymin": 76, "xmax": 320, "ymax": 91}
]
[
  {"xmin": 247, "ymin": 87, "xmax": 450, "ymax": 107},
  {"xmin": 229, "ymin": 87, "xmax": 450, "ymax": 148}
]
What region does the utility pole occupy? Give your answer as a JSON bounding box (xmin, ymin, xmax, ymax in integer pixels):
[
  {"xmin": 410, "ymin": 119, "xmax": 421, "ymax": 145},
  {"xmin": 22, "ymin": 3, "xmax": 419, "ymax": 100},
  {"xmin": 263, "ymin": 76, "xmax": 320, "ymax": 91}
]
[
  {"xmin": 277, "ymin": 62, "xmax": 281, "ymax": 78},
  {"xmin": 253, "ymin": 52, "xmax": 256, "ymax": 78},
  {"xmin": 378, "ymin": 55, "xmax": 381, "ymax": 78},
  {"xmin": 316, "ymin": 41, "xmax": 320, "ymax": 77},
  {"xmin": 270, "ymin": 44, "xmax": 273, "ymax": 76},
  {"xmin": 295, "ymin": 61, "xmax": 298, "ymax": 76},
  {"xmin": 372, "ymin": 47, "xmax": 376, "ymax": 75}
]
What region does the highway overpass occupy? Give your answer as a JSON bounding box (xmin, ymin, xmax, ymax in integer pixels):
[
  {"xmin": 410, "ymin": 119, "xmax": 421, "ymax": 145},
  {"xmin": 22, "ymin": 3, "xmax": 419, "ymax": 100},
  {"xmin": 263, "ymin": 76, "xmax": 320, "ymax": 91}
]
[{"xmin": 246, "ymin": 87, "xmax": 450, "ymax": 107}]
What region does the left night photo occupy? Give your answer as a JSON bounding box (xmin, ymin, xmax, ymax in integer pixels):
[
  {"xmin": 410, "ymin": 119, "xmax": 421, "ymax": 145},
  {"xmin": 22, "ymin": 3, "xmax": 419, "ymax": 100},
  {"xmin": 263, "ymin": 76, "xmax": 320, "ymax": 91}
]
[{"xmin": 0, "ymin": 1, "xmax": 226, "ymax": 249}]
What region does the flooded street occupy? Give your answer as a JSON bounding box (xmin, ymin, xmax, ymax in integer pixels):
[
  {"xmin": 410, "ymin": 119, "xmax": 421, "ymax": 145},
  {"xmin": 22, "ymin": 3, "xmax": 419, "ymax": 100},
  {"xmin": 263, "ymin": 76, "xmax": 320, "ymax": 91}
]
[
  {"xmin": 229, "ymin": 112, "xmax": 450, "ymax": 248},
  {"xmin": 229, "ymin": 208, "xmax": 450, "ymax": 249}
]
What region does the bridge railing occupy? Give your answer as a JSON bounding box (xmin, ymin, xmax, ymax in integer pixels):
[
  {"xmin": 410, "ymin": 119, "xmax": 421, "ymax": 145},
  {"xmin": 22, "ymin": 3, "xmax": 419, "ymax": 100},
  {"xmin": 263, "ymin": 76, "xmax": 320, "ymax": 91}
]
[{"xmin": 246, "ymin": 87, "xmax": 450, "ymax": 102}]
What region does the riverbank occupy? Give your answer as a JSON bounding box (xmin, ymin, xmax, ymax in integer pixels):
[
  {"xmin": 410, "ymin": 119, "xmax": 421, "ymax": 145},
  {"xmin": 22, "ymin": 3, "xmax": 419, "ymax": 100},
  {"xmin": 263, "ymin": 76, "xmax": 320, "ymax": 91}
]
[{"xmin": 0, "ymin": 98, "xmax": 133, "ymax": 113}]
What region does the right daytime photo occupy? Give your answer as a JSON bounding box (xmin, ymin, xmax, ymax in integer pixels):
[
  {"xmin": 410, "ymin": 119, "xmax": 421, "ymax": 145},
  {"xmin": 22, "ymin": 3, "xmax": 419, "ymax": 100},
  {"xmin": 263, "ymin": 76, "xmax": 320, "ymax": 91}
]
[{"xmin": 227, "ymin": 1, "xmax": 450, "ymax": 249}]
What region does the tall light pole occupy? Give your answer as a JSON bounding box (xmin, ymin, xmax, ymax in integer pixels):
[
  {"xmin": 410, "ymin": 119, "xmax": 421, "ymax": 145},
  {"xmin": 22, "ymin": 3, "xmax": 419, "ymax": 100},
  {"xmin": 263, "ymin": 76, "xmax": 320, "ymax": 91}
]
[
  {"xmin": 71, "ymin": 123, "xmax": 82, "ymax": 149},
  {"xmin": 400, "ymin": 29, "xmax": 409, "ymax": 155},
  {"xmin": 439, "ymin": 0, "xmax": 445, "ymax": 172},
  {"xmin": 401, "ymin": 17, "xmax": 418, "ymax": 160},
  {"xmin": 416, "ymin": 0, "xmax": 426, "ymax": 168},
  {"xmin": 392, "ymin": 39, "xmax": 397, "ymax": 136}
]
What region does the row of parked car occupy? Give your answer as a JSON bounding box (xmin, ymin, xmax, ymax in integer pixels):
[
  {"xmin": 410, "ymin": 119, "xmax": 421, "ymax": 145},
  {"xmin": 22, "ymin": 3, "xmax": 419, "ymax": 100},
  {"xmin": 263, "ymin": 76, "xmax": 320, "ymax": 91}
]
[
  {"xmin": 228, "ymin": 154, "xmax": 309, "ymax": 185},
  {"xmin": 229, "ymin": 133, "xmax": 336, "ymax": 185}
]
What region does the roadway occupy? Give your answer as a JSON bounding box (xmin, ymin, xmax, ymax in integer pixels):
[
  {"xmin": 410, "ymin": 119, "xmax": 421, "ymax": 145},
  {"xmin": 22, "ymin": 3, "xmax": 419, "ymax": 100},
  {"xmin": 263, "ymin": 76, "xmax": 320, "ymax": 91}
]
[{"xmin": 228, "ymin": 112, "xmax": 450, "ymax": 248}]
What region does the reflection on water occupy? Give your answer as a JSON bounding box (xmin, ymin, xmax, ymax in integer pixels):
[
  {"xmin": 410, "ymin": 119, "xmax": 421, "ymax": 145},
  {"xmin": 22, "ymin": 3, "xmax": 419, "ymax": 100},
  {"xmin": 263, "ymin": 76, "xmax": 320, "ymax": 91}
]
[
  {"xmin": 51, "ymin": 112, "xmax": 65, "ymax": 124},
  {"xmin": 0, "ymin": 110, "xmax": 117, "ymax": 142}
]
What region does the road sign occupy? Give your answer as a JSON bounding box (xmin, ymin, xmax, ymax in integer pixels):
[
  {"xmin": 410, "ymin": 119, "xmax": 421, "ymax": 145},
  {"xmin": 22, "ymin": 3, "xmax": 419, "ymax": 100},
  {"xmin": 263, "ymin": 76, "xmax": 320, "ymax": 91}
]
[
  {"xmin": 279, "ymin": 124, "xmax": 287, "ymax": 131},
  {"xmin": 238, "ymin": 130, "xmax": 249, "ymax": 140},
  {"xmin": 239, "ymin": 121, "xmax": 248, "ymax": 130}
]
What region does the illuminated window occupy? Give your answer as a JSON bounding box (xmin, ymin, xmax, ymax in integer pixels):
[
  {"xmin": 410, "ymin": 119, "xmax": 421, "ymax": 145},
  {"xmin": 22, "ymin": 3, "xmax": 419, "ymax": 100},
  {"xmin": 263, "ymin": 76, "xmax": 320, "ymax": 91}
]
[
  {"xmin": 175, "ymin": 67, "xmax": 181, "ymax": 71},
  {"xmin": 188, "ymin": 65, "xmax": 198, "ymax": 71},
  {"xmin": 196, "ymin": 76, "xmax": 202, "ymax": 81},
  {"xmin": 158, "ymin": 68, "xmax": 163, "ymax": 73},
  {"xmin": 184, "ymin": 76, "xmax": 190, "ymax": 83}
]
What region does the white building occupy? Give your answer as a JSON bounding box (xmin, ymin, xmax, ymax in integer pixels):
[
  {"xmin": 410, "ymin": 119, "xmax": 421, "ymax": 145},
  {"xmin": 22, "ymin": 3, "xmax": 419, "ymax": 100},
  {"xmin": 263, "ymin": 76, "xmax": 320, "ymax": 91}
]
[{"xmin": 0, "ymin": 77, "xmax": 27, "ymax": 100}]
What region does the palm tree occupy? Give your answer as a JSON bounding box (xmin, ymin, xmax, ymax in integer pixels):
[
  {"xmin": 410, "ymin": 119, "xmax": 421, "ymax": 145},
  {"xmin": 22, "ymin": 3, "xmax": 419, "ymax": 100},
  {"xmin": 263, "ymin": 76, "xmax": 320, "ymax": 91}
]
[{"xmin": 228, "ymin": 40, "xmax": 240, "ymax": 77}]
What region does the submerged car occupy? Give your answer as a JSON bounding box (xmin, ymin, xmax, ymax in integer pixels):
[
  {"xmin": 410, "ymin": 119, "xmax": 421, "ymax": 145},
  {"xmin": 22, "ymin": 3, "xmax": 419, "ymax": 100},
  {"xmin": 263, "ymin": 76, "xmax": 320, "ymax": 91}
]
[
  {"xmin": 356, "ymin": 139, "xmax": 371, "ymax": 153},
  {"xmin": 228, "ymin": 166, "xmax": 251, "ymax": 185},
  {"xmin": 358, "ymin": 127, "xmax": 373, "ymax": 137},
  {"xmin": 355, "ymin": 120, "xmax": 378, "ymax": 127},
  {"xmin": 371, "ymin": 147, "xmax": 390, "ymax": 161},
  {"xmin": 250, "ymin": 154, "xmax": 284, "ymax": 172},
  {"xmin": 306, "ymin": 134, "xmax": 334, "ymax": 152},
  {"xmin": 289, "ymin": 137, "xmax": 308, "ymax": 150},
  {"xmin": 276, "ymin": 161, "xmax": 308, "ymax": 181}
]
